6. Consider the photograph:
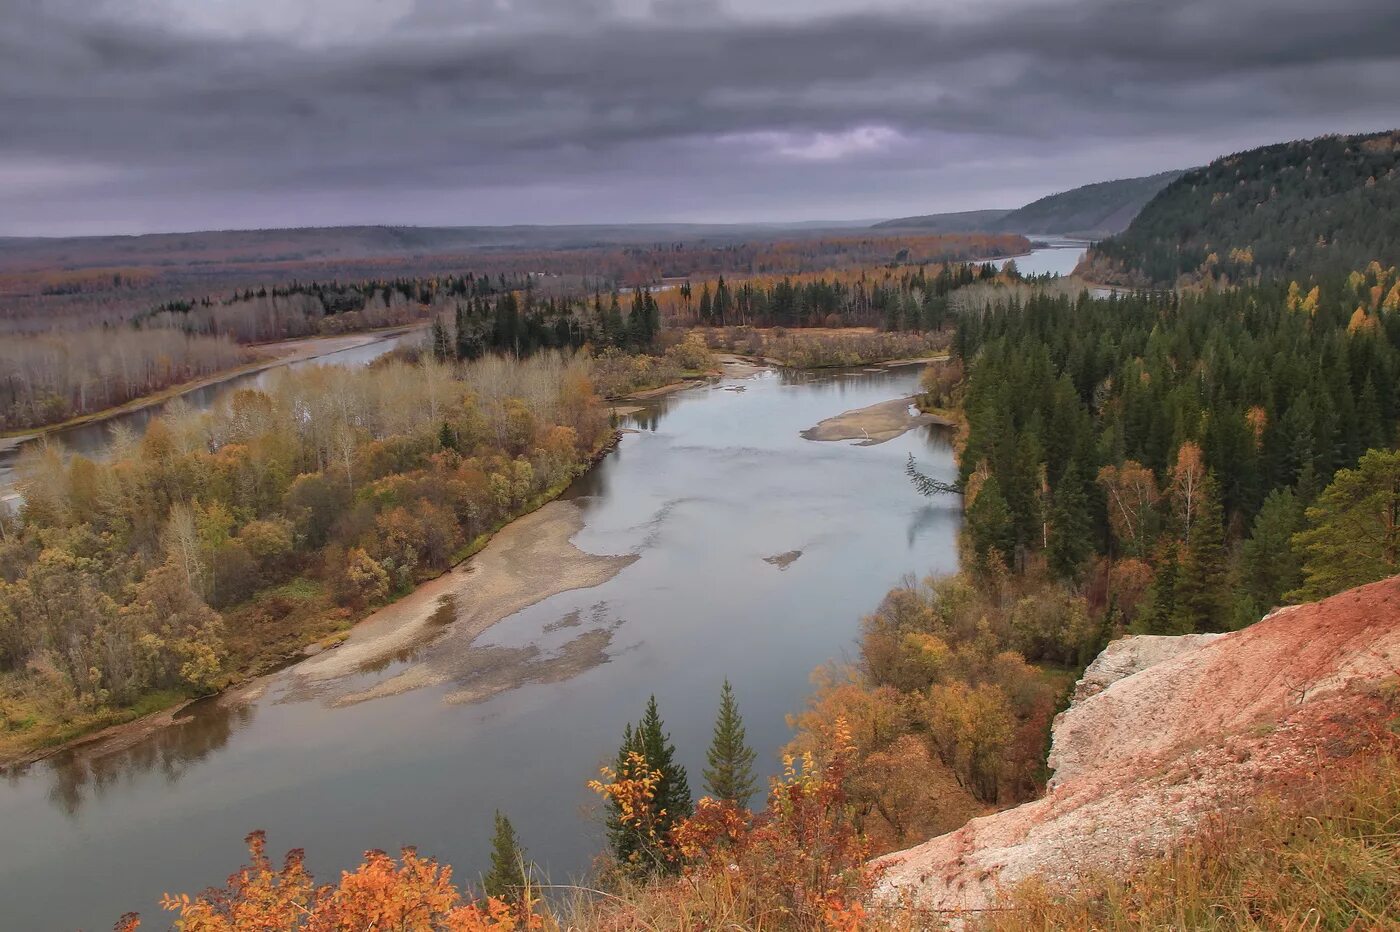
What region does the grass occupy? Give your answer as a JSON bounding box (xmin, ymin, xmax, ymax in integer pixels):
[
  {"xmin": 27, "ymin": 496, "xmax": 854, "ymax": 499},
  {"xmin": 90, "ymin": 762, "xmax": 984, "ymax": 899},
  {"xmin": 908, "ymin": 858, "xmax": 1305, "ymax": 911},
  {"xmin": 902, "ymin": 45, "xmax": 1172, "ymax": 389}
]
[{"xmin": 978, "ymin": 749, "xmax": 1400, "ymax": 931}]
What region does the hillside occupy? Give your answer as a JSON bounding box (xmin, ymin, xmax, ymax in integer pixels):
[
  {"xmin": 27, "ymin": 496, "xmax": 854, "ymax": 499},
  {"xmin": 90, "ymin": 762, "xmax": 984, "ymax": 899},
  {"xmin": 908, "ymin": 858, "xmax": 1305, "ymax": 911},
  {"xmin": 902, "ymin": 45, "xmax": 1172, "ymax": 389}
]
[
  {"xmin": 869, "ymin": 208, "xmax": 1011, "ymax": 234},
  {"xmin": 995, "ymin": 170, "xmax": 1183, "ymax": 237},
  {"xmin": 1083, "ymin": 129, "xmax": 1400, "ymax": 286},
  {"xmin": 873, "ymin": 171, "xmax": 1183, "ymax": 238},
  {"xmin": 872, "ymin": 575, "xmax": 1400, "ymax": 913}
]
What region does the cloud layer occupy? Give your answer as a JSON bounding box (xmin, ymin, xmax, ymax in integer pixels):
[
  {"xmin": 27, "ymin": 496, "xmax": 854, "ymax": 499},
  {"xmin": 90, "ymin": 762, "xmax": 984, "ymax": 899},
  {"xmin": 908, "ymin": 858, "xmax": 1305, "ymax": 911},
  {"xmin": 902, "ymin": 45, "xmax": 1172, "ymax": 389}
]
[{"xmin": 4, "ymin": 0, "xmax": 1400, "ymax": 234}]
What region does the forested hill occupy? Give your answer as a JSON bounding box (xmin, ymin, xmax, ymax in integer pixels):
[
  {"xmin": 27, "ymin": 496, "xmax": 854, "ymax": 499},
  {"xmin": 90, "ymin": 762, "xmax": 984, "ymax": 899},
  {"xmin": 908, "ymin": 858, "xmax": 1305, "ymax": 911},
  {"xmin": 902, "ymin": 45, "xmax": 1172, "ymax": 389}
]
[
  {"xmin": 1082, "ymin": 129, "xmax": 1400, "ymax": 287},
  {"xmin": 869, "ymin": 208, "xmax": 1012, "ymax": 234},
  {"xmin": 994, "ymin": 170, "xmax": 1184, "ymax": 237},
  {"xmin": 873, "ymin": 171, "xmax": 1183, "ymax": 238}
]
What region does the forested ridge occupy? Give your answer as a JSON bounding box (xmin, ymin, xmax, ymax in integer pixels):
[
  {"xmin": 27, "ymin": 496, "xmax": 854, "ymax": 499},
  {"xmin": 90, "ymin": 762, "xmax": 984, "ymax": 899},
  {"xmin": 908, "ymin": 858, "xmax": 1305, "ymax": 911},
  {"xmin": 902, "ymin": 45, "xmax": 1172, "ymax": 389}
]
[{"xmin": 1084, "ymin": 129, "xmax": 1400, "ymax": 286}]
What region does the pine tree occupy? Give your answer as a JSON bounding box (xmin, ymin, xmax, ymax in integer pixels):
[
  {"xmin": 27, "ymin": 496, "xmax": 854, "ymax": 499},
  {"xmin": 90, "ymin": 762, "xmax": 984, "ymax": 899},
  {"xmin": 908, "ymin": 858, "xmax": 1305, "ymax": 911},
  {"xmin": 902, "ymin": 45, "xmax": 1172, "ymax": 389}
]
[
  {"xmin": 1047, "ymin": 468, "xmax": 1093, "ymax": 583},
  {"xmin": 604, "ymin": 697, "xmax": 692, "ymax": 873},
  {"xmin": 482, "ymin": 811, "xmax": 528, "ymax": 905},
  {"xmin": 1291, "ymin": 448, "xmax": 1400, "ymax": 600},
  {"xmin": 967, "ymin": 476, "xmax": 1015, "ymax": 566},
  {"xmin": 1174, "ymin": 474, "xmax": 1229, "ymax": 632},
  {"xmin": 638, "ymin": 695, "xmax": 692, "ymax": 827},
  {"xmin": 702, "ymin": 679, "xmax": 758, "ymax": 806},
  {"xmin": 430, "ymin": 316, "xmax": 451, "ymax": 361}
]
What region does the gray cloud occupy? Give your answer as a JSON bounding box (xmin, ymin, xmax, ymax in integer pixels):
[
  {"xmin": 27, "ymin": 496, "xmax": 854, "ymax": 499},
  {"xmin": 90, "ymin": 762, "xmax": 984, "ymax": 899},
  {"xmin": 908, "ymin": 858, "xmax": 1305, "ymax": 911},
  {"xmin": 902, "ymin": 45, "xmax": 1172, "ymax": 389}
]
[{"xmin": 3, "ymin": 0, "xmax": 1400, "ymax": 234}]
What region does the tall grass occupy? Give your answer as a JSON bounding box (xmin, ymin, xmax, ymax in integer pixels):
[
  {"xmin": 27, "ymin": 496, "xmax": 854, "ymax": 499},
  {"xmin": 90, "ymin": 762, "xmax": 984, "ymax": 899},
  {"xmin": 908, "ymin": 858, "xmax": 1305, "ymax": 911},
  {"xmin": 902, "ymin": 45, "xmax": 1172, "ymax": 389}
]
[{"xmin": 980, "ymin": 750, "xmax": 1400, "ymax": 931}]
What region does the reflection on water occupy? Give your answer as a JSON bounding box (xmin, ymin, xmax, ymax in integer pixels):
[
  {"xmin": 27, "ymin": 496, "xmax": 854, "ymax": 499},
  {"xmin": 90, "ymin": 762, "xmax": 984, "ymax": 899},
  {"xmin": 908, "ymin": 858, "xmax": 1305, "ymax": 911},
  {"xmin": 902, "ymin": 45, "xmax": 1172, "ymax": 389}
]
[
  {"xmin": 27, "ymin": 698, "xmax": 257, "ymax": 818},
  {"xmin": 0, "ymin": 363, "xmax": 960, "ymax": 930}
]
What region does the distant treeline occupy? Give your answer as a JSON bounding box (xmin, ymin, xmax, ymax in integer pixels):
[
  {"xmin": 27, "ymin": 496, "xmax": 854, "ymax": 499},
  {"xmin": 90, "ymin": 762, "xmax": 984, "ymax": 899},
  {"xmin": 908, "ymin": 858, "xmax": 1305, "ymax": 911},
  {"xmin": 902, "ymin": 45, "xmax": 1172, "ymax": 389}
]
[
  {"xmin": 1084, "ymin": 129, "xmax": 1400, "ymax": 287},
  {"xmin": 0, "ymin": 231, "xmax": 1028, "ymax": 333},
  {"xmin": 0, "ymin": 329, "xmax": 249, "ymax": 432},
  {"xmin": 656, "ymin": 261, "xmax": 1010, "ymax": 329}
]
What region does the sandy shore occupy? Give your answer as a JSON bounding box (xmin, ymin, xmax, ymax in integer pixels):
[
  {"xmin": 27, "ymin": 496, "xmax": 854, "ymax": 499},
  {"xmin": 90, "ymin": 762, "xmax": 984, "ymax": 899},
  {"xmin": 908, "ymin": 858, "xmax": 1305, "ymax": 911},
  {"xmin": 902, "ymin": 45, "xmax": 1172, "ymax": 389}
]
[
  {"xmin": 293, "ymin": 499, "xmax": 637, "ymax": 704},
  {"xmin": 715, "ymin": 353, "xmax": 769, "ymax": 379},
  {"xmin": 801, "ymin": 395, "xmax": 954, "ymax": 445}
]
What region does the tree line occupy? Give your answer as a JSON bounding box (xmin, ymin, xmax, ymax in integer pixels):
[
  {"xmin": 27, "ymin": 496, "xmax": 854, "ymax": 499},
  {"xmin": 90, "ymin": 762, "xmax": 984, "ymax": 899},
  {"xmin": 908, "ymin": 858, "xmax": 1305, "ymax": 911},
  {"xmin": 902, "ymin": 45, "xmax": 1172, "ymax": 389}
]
[
  {"xmin": 953, "ymin": 263, "xmax": 1400, "ymax": 633},
  {"xmin": 0, "ymin": 328, "xmax": 249, "ymax": 432},
  {"xmin": 655, "ymin": 261, "xmax": 1007, "ymax": 329}
]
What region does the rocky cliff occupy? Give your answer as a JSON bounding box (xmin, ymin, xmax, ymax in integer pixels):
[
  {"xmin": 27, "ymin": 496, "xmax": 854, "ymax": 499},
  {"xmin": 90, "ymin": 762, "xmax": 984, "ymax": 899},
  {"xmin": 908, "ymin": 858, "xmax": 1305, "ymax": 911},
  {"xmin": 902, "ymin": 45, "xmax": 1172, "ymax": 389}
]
[{"xmin": 872, "ymin": 576, "xmax": 1400, "ymax": 914}]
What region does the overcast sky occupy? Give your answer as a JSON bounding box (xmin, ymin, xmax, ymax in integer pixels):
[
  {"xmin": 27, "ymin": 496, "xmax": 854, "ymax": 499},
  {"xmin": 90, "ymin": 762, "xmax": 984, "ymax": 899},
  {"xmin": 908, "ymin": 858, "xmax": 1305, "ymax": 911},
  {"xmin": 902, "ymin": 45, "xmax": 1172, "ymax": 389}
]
[{"xmin": 5, "ymin": 0, "xmax": 1400, "ymax": 236}]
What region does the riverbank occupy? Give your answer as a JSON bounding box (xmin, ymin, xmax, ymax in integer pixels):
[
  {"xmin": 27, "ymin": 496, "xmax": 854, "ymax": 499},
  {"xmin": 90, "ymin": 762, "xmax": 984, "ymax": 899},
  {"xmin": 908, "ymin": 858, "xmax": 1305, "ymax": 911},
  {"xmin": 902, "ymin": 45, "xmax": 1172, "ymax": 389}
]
[
  {"xmin": 801, "ymin": 395, "xmax": 953, "ymax": 445},
  {"xmin": 0, "ymin": 428, "xmax": 618, "ymax": 770},
  {"xmin": 0, "ymin": 323, "xmax": 428, "ymax": 447},
  {"xmin": 293, "ymin": 498, "xmax": 638, "ymax": 705}
]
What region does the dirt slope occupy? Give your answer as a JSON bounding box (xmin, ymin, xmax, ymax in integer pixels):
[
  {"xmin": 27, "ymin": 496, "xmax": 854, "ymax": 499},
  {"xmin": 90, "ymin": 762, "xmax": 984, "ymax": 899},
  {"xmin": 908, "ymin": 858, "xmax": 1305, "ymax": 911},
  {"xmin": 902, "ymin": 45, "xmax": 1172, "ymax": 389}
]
[{"xmin": 872, "ymin": 577, "xmax": 1400, "ymax": 915}]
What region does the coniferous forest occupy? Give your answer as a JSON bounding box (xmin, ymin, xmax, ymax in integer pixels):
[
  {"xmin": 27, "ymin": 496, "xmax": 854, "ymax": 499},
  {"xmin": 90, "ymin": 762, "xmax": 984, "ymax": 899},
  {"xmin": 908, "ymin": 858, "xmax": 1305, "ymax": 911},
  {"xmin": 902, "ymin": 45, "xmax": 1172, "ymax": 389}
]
[{"xmin": 1084, "ymin": 130, "xmax": 1400, "ymax": 287}]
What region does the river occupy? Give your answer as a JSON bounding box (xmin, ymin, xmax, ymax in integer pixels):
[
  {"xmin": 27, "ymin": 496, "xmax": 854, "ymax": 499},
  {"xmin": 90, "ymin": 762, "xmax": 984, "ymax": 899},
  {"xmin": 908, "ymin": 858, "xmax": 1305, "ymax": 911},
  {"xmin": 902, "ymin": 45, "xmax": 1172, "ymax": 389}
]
[
  {"xmin": 0, "ymin": 363, "xmax": 960, "ymax": 930},
  {"xmin": 993, "ymin": 241, "xmax": 1089, "ymax": 278}
]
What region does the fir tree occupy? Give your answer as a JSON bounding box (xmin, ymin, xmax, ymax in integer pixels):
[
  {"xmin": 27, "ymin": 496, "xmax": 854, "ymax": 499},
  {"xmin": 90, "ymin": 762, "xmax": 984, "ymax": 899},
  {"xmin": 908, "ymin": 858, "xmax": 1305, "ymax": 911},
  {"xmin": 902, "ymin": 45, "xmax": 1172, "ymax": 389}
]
[
  {"xmin": 1241, "ymin": 487, "xmax": 1304, "ymax": 611},
  {"xmin": 702, "ymin": 679, "xmax": 758, "ymax": 806},
  {"xmin": 482, "ymin": 811, "xmax": 529, "ymax": 905}
]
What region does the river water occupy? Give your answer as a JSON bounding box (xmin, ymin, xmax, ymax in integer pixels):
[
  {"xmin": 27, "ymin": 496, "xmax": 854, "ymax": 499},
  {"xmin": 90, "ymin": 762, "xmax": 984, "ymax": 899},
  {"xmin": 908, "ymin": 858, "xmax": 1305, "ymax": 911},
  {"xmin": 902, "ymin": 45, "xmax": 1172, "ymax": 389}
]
[
  {"xmin": 993, "ymin": 242, "xmax": 1089, "ymax": 278},
  {"xmin": 0, "ymin": 363, "xmax": 960, "ymax": 930}
]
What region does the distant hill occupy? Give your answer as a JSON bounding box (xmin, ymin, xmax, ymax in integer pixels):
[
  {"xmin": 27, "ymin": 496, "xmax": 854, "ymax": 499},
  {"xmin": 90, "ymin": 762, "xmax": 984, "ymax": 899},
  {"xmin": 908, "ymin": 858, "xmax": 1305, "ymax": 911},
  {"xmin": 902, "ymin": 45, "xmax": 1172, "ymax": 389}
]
[
  {"xmin": 873, "ymin": 171, "xmax": 1184, "ymax": 238},
  {"xmin": 1083, "ymin": 130, "xmax": 1400, "ymax": 286},
  {"xmin": 869, "ymin": 209, "xmax": 1011, "ymax": 234},
  {"xmin": 0, "ymin": 221, "xmax": 877, "ymax": 273},
  {"xmin": 995, "ymin": 170, "xmax": 1184, "ymax": 237}
]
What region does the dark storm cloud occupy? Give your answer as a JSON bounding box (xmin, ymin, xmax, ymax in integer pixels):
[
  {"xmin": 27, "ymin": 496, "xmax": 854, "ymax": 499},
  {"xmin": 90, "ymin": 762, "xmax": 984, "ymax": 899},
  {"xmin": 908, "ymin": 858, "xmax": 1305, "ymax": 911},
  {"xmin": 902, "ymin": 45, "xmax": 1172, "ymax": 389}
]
[{"xmin": 3, "ymin": 0, "xmax": 1400, "ymax": 233}]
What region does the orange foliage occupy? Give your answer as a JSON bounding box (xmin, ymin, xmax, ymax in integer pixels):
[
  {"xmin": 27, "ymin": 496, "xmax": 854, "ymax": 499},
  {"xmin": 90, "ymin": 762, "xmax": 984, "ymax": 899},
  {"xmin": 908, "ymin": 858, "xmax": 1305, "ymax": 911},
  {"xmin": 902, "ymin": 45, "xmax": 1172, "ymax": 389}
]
[
  {"xmin": 589, "ymin": 718, "xmax": 876, "ymax": 929},
  {"xmin": 118, "ymin": 831, "xmax": 538, "ymax": 931}
]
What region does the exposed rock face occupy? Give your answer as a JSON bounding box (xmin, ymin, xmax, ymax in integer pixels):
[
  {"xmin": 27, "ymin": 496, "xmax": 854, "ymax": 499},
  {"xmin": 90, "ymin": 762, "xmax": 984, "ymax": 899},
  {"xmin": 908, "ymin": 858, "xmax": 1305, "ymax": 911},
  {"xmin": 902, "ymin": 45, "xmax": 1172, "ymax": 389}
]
[{"xmin": 871, "ymin": 577, "xmax": 1400, "ymax": 916}]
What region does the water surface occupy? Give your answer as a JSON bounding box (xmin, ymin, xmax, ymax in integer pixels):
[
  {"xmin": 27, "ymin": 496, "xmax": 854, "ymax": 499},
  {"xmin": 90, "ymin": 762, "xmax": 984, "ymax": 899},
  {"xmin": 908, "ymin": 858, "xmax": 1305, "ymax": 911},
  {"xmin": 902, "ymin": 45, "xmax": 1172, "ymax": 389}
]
[{"xmin": 0, "ymin": 364, "xmax": 960, "ymax": 930}]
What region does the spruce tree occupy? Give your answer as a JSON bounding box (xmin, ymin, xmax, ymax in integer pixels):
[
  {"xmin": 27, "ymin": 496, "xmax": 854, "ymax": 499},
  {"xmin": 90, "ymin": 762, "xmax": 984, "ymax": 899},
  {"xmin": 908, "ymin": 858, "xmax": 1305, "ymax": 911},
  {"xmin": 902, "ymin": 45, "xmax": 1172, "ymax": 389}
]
[
  {"xmin": 430, "ymin": 315, "xmax": 452, "ymax": 361},
  {"xmin": 604, "ymin": 723, "xmax": 646, "ymax": 867},
  {"xmin": 604, "ymin": 698, "xmax": 692, "ymax": 873},
  {"xmin": 482, "ymin": 810, "xmax": 528, "ymax": 904},
  {"xmin": 1174, "ymin": 474, "xmax": 1229, "ymax": 632},
  {"xmin": 703, "ymin": 679, "xmax": 758, "ymax": 807},
  {"xmin": 1046, "ymin": 467, "xmax": 1093, "ymax": 583},
  {"xmin": 967, "ymin": 476, "xmax": 1015, "ymax": 565},
  {"xmin": 638, "ymin": 695, "xmax": 692, "ymax": 828}
]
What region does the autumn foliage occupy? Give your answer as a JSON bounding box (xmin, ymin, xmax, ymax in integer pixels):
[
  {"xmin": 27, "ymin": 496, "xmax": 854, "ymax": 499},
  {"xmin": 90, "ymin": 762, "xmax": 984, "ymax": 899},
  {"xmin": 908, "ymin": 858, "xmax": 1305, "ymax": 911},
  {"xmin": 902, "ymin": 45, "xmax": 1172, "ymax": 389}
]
[
  {"xmin": 116, "ymin": 830, "xmax": 539, "ymax": 932},
  {"xmin": 586, "ymin": 717, "xmax": 875, "ymax": 930}
]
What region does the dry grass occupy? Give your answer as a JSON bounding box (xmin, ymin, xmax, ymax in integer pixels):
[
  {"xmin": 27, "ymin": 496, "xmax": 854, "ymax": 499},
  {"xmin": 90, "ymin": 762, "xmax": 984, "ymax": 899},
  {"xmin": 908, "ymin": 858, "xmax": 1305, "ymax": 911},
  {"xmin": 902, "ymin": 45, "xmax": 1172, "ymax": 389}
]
[{"xmin": 979, "ymin": 749, "xmax": 1400, "ymax": 931}]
